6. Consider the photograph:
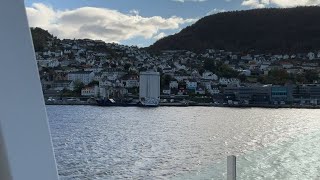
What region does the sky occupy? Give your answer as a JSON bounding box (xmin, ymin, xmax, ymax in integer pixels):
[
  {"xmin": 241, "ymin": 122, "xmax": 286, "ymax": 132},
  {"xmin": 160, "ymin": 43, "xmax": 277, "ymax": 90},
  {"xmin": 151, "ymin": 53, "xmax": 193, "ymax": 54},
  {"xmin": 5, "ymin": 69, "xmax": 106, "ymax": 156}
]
[{"xmin": 24, "ymin": 0, "xmax": 320, "ymax": 47}]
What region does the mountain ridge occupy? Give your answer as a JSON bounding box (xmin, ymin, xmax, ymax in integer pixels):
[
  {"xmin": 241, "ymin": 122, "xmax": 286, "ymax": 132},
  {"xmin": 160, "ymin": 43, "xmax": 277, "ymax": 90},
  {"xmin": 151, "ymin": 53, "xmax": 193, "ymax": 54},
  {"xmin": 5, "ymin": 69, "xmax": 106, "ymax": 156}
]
[{"xmin": 149, "ymin": 6, "xmax": 320, "ymax": 53}]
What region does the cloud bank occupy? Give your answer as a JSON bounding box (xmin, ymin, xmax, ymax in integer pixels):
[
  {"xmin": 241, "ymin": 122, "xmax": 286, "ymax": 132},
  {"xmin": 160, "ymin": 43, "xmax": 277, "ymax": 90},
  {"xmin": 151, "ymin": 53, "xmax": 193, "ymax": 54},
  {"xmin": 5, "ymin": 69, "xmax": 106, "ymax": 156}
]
[
  {"xmin": 242, "ymin": 0, "xmax": 320, "ymax": 8},
  {"xmin": 26, "ymin": 3, "xmax": 196, "ymax": 43}
]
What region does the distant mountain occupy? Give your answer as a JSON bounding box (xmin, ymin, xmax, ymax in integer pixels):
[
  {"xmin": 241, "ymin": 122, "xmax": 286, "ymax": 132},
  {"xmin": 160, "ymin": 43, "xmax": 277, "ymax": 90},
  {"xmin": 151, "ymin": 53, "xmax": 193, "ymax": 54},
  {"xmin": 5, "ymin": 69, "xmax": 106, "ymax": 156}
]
[{"xmin": 149, "ymin": 7, "xmax": 320, "ymax": 53}]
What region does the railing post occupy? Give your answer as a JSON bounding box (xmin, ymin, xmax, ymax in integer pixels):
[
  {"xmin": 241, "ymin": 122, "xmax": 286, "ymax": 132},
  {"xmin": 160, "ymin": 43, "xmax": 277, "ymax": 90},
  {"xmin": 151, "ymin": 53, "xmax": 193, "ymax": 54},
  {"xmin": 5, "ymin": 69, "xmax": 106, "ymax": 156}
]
[{"xmin": 227, "ymin": 155, "xmax": 236, "ymax": 180}]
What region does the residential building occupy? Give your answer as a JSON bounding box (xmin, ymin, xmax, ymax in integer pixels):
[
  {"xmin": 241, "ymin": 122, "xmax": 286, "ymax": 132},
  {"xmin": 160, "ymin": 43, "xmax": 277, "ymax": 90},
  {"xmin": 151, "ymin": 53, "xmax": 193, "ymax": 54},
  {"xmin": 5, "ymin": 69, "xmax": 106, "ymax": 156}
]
[
  {"xmin": 67, "ymin": 71, "xmax": 94, "ymax": 85},
  {"xmin": 52, "ymin": 80, "xmax": 74, "ymax": 91},
  {"xmin": 121, "ymin": 75, "xmax": 139, "ymax": 88},
  {"xmin": 169, "ymin": 81, "xmax": 178, "ymax": 89},
  {"xmin": 186, "ymin": 80, "xmax": 197, "ymax": 90},
  {"xmin": 195, "ymin": 87, "xmax": 206, "ymax": 95},
  {"xmin": 162, "ymin": 88, "xmax": 171, "ymax": 95},
  {"xmin": 81, "ymin": 86, "xmax": 98, "ymax": 97},
  {"xmin": 202, "ymin": 71, "xmax": 218, "ymax": 80}
]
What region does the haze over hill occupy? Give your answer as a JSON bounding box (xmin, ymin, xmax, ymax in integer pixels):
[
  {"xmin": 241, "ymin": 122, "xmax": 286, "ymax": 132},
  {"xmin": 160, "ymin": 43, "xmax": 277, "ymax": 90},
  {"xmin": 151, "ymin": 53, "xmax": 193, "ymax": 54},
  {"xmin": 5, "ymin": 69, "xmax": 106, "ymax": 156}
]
[{"xmin": 149, "ymin": 6, "xmax": 320, "ymax": 53}]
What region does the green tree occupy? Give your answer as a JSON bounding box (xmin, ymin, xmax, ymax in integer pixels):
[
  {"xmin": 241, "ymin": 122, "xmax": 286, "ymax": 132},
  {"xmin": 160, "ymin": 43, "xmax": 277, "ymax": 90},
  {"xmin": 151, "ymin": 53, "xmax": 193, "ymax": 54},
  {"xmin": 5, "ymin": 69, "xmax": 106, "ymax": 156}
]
[
  {"xmin": 30, "ymin": 27, "xmax": 53, "ymax": 51},
  {"xmin": 267, "ymin": 69, "xmax": 290, "ymax": 84},
  {"xmin": 161, "ymin": 74, "xmax": 172, "ymax": 87},
  {"xmin": 124, "ymin": 63, "xmax": 131, "ymax": 71},
  {"xmin": 216, "ymin": 64, "xmax": 239, "ymax": 78},
  {"xmin": 88, "ymin": 80, "xmax": 99, "ymax": 87},
  {"xmin": 304, "ymin": 70, "xmax": 319, "ymax": 83},
  {"xmin": 203, "ymin": 59, "xmax": 216, "ymax": 72},
  {"xmin": 73, "ymin": 81, "xmax": 85, "ymax": 96}
]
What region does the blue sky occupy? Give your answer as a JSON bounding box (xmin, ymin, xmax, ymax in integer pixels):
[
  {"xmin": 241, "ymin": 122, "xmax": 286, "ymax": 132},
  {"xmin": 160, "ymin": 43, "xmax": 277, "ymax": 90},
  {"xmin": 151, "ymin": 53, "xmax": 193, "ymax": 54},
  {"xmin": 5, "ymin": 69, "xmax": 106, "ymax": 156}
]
[
  {"xmin": 24, "ymin": 0, "xmax": 319, "ymax": 46},
  {"xmin": 25, "ymin": 0, "xmax": 243, "ymax": 18}
]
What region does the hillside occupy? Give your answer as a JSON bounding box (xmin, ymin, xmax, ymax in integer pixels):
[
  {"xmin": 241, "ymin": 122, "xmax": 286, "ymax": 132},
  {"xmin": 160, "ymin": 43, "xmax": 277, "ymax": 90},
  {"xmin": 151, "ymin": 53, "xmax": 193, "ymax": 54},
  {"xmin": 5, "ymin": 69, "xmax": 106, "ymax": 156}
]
[
  {"xmin": 30, "ymin": 27, "xmax": 54, "ymax": 52},
  {"xmin": 149, "ymin": 6, "xmax": 320, "ymax": 53}
]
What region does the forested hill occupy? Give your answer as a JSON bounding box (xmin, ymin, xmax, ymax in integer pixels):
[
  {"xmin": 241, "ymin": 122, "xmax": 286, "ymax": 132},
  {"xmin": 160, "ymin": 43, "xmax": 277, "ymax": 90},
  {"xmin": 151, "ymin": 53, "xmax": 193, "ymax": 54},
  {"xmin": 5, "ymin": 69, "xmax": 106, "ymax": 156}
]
[
  {"xmin": 30, "ymin": 27, "xmax": 54, "ymax": 52},
  {"xmin": 149, "ymin": 6, "xmax": 320, "ymax": 53}
]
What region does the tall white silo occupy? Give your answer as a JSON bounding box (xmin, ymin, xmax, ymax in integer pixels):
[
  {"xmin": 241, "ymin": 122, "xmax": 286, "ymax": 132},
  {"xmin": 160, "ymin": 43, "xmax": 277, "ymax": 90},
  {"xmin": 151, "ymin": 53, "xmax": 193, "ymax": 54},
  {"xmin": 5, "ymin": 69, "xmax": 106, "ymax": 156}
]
[{"xmin": 139, "ymin": 71, "xmax": 160, "ymax": 106}]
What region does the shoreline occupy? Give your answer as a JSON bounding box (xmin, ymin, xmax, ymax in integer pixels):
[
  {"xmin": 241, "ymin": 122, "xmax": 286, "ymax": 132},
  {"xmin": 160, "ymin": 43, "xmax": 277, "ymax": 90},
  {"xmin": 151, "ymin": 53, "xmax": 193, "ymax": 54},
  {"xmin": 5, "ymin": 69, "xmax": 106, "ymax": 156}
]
[{"xmin": 45, "ymin": 102, "xmax": 320, "ymax": 109}]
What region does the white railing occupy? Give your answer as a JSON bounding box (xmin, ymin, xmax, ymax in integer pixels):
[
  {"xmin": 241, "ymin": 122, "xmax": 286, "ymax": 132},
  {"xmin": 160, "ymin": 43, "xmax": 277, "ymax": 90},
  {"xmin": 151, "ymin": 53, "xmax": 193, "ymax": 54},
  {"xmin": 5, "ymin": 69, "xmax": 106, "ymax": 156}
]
[{"xmin": 0, "ymin": 1, "xmax": 59, "ymax": 180}]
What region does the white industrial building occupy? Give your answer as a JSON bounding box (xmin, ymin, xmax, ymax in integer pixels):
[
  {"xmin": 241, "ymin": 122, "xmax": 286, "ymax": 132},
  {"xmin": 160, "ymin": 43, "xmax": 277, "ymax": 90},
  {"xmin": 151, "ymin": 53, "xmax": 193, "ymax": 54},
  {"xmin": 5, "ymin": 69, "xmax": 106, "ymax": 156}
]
[{"xmin": 139, "ymin": 71, "xmax": 160, "ymax": 106}]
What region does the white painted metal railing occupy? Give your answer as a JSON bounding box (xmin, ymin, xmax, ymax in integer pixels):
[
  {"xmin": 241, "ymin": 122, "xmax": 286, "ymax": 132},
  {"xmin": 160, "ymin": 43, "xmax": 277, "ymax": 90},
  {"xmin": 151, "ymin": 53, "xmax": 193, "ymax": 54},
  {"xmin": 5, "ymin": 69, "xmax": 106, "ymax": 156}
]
[{"xmin": 0, "ymin": 1, "xmax": 59, "ymax": 179}]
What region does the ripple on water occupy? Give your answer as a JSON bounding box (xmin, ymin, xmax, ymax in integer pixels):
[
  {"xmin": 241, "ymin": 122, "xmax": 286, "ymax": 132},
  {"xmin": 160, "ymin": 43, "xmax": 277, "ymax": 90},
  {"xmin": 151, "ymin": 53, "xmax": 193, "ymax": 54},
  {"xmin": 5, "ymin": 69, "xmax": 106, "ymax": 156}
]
[{"xmin": 47, "ymin": 106, "xmax": 320, "ymax": 179}]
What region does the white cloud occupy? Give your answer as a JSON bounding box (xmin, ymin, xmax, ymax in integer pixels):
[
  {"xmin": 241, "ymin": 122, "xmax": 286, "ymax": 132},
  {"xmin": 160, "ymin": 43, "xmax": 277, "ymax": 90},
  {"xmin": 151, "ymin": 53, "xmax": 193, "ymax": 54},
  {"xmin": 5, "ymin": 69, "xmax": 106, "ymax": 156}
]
[
  {"xmin": 206, "ymin": 8, "xmax": 227, "ymax": 15},
  {"xmin": 241, "ymin": 0, "xmax": 267, "ymax": 8},
  {"xmin": 271, "ymin": 0, "xmax": 320, "ymax": 7},
  {"xmin": 242, "ymin": 0, "xmax": 320, "ymax": 8},
  {"xmin": 129, "ymin": 9, "xmax": 139, "ymax": 16},
  {"xmin": 153, "ymin": 32, "xmax": 167, "ymax": 39},
  {"xmin": 172, "ymin": 0, "xmax": 207, "ymax": 2},
  {"xmin": 26, "ymin": 3, "xmax": 197, "ymax": 43}
]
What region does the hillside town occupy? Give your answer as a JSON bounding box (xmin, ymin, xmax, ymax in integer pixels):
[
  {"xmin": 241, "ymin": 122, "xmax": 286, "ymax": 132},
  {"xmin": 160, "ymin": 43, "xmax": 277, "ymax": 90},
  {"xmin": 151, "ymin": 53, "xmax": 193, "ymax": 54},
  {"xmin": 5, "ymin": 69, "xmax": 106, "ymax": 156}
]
[{"xmin": 35, "ymin": 29, "xmax": 320, "ymax": 107}]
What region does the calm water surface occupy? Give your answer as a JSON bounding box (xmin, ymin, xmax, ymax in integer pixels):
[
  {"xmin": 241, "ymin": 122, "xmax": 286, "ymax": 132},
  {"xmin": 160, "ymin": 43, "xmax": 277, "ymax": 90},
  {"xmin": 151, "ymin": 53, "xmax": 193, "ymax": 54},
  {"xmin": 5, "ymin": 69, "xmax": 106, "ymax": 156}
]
[{"xmin": 47, "ymin": 106, "xmax": 320, "ymax": 179}]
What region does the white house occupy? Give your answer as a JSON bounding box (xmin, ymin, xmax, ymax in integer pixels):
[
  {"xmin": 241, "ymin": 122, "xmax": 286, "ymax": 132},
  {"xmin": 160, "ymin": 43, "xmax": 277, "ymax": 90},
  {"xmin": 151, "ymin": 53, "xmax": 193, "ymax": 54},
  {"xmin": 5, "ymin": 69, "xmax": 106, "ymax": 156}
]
[
  {"xmin": 241, "ymin": 54, "xmax": 253, "ymax": 61},
  {"xmin": 81, "ymin": 87, "xmax": 95, "ymax": 96},
  {"xmin": 121, "ymin": 75, "xmax": 139, "ymax": 88},
  {"xmin": 67, "ymin": 71, "xmax": 94, "ymax": 85},
  {"xmin": 174, "ymin": 62, "xmax": 187, "ymax": 70},
  {"xmin": 282, "ymin": 54, "xmax": 289, "ymax": 59},
  {"xmin": 202, "ymin": 71, "xmax": 218, "ymax": 80},
  {"xmin": 37, "ymin": 60, "xmax": 50, "ymax": 67},
  {"xmin": 64, "ymin": 49, "xmax": 71, "ymax": 54},
  {"xmin": 239, "ymin": 70, "xmax": 251, "ymax": 76},
  {"xmin": 48, "ymin": 60, "xmax": 60, "ymax": 68},
  {"xmin": 43, "ymin": 50, "xmax": 53, "ymax": 56},
  {"xmin": 281, "ymin": 62, "xmax": 294, "ymax": 69},
  {"xmin": 195, "ymin": 87, "xmax": 206, "ymax": 95},
  {"xmin": 259, "ymin": 63, "xmax": 270, "ymax": 71},
  {"xmin": 99, "ymin": 78, "xmax": 113, "ymax": 87},
  {"xmin": 81, "ymin": 86, "xmax": 98, "ymax": 97},
  {"xmin": 219, "ymin": 78, "xmax": 240, "ymax": 86},
  {"xmin": 231, "ymin": 55, "xmax": 238, "ymax": 60},
  {"xmin": 75, "ymin": 57, "xmax": 86, "ymax": 63},
  {"xmin": 162, "ymin": 88, "xmax": 171, "ymax": 95},
  {"xmin": 93, "ymin": 73, "xmax": 103, "ymax": 81},
  {"xmin": 174, "ymin": 75, "xmax": 190, "ymax": 82},
  {"xmin": 54, "ymin": 51, "xmax": 62, "ymax": 57},
  {"xmin": 307, "ymin": 52, "xmax": 315, "ymax": 60},
  {"xmin": 162, "ymin": 67, "xmax": 175, "ymax": 74},
  {"xmin": 169, "ymin": 81, "xmax": 178, "ymax": 89},
  {"xmin": 211, "ymin": 88, "xmax": 220, "ymax": 94}
]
